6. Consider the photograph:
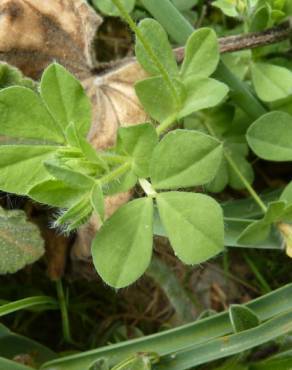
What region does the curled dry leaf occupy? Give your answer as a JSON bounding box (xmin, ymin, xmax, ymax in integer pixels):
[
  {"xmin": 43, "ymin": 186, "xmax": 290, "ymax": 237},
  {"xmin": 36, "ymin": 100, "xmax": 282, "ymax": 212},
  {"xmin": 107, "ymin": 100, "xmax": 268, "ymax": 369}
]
[{"xmin": 0, "ymin": 0, "xmax": 148, "ymax": 264}]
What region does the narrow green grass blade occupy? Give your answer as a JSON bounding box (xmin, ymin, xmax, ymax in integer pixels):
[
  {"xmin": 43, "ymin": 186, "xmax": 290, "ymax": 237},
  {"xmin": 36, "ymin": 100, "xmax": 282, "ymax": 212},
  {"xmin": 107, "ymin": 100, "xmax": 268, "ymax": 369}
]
[
  {"xmin": 140, "ymin": 0, "xmax": 193, "ymax": 44},
  {"xmin": 155, "ymin": 309, "xmax": 292, "ymax": 369},
  {"xmin": 0, "ymin": 296, "xmax": 58, "ymax": 317},
  {"xmin": 41, "ymin": 284, "xmax": 292, "ymax": 370}
]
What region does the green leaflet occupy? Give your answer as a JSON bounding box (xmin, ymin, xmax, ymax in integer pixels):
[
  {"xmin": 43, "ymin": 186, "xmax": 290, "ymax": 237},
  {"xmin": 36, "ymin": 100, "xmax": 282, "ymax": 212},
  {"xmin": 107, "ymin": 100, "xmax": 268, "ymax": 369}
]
[
  {"xmin": 44, "ymin": 160, "xmax": 95, "ymax": 189},
  {"xmin": 135, "ymin": 19, "xmax": 178, "ymax": 77},
  {"xmin": 249, "ymin": 4, "xmax": 271, "ymax": 32},
  {"xmin": 237, "ymin": 201, "xmax": 287, "ymax": 244},
  {"xmin": 0, "ymin": 207, "xmax": 44, "ymax": 274},
  {"xmin": 180, "ymin": 28, "xmax": 219, "ymax": 79},
  {"xmin": 0, "ymin": 87, "xmax": 64, "ymax": 143},
  {"xmin": 0, "ymin": 145, "xmax": 58, "ymax": 195},
  {"xmin": 28, "ymin": 180, "xmax": 85, "ymax": 208},
  {"xmin": 229, "ymin": 305, "xmax": 260, "ymax": 333},
  {"xmin": 251, "ymin": 63, "xmax": 292, "ymax": 102},
  {"xmin": 212, "ymin": 0, "xmax": 241, "ymax": 17},
  {"xmin": 40, "ymin": 63, "xmax": 91, "ymax": 138},
  {"xmin": 178, "ymin": 77, "xmax": 228, "ymax": 119},
  {"xmin": 156, "ymin": 192, "xmax": 224, "ymax": 264},
  {"xmin": 135, "ymin": 76, "xmax": 185, "ymax": 123},
  {"xmin": 150, "ymin": 129, "xmax": 223, "ymax": 190},
  {"xmin": 92, "ymin": 198, "xmax": 154, "ymax": 288},
  {"xmin": 92, "ymin": 0, "xmax": 135, "ymax": 16},
  {"xmin": 247, "ymin": 111, "xmax": 292, "ymax": 161},
  {"xmin": 116, "ymin": 123, "xmax": 158, "ymax": 178}
]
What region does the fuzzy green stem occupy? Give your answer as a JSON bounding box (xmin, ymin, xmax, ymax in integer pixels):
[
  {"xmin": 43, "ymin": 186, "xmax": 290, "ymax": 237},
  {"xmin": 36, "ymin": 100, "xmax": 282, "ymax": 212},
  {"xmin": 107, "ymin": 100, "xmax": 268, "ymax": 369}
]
[
  {"xmin": 56, "ymin": 279, "xmax": 72, "ymax": 343},
  {"xmin": 156, "ymin": 113, "xmax": 178, "ymax": 135},
  {"xmin": 111, "ymin": 0, "xmax": 180, "ymax": 105},
  {"xmin": 99, "ymin": 161, "xmax": 131, "ymax": 185}
]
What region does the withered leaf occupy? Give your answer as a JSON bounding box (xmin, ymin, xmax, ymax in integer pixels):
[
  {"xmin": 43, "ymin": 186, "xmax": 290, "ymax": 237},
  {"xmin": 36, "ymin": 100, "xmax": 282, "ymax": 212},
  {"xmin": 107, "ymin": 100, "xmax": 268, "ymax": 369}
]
[
  {"xmin": 0, "ymin": 206, "xmax": 44, "ymax": 274},
  {"xmin": 0, "ymin": 0, "xmax": 101, "ymax": 79},
  {"xmin": 85, "ymin": 60, "xmax": 148, "ymax": 149}
]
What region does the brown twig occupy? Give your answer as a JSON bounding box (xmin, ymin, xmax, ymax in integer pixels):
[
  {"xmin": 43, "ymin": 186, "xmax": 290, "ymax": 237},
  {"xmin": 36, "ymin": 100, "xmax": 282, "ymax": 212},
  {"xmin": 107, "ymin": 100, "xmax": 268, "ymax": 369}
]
[{"xmin": 174, "ymin": 21, "xmax": 292, "ymax": 62}]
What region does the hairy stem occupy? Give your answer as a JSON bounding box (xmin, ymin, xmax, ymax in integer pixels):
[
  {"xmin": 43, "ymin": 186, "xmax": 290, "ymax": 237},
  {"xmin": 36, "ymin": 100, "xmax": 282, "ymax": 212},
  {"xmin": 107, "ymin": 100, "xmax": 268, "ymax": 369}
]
[
  {"xmin": 99, "ymin": 161, "xmax": 131, "ymax": 185},
  {"xmin": 156, "ymin": 113, "xmax": 178, "ymax": 135}
]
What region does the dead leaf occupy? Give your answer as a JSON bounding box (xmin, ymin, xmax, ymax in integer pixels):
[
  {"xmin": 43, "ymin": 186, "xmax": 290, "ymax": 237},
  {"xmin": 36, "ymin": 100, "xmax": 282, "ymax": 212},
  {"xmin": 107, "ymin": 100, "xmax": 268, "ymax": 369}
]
[
  {"xmin": 85, "ymin": 60, "xmax": 148, "ymax": 149},
  {"xmin": 0, "ymin": 0, "xmax": 101, "ymax": 79}
]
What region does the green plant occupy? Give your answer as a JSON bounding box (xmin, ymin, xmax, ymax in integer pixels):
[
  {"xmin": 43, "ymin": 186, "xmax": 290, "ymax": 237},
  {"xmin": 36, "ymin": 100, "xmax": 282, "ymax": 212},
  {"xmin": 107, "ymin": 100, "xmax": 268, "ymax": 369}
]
[
  {"xmin": 1, "ymin": 0, "xmax": 292, "ymax": 368},
  {"xmin": 0, "ymin": 18, "xmax": 230, "ymax": 288}
]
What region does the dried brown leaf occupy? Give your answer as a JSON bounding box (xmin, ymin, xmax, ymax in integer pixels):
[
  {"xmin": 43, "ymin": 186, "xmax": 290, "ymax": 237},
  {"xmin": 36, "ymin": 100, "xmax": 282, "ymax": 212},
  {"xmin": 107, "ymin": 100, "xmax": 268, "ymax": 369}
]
[{"xmin": 0, "ymin": 0, "xmax": 101, "ymax": 79}]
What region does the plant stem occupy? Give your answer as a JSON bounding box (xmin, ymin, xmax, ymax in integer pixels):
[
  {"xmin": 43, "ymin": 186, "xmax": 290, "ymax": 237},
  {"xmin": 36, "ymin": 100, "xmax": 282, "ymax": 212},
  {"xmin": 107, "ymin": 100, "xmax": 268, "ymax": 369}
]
[
  {"xmin": 111, "ymin": 0, "xmax": 180, "ymax": 105},
  {"xmin": 203, "ymin": 120, "xmax": 267, "ymax": 214},
  {"xmin": 156, "ymin": 113, "xmax": 177, "ymax": 135},
  {"xmin": 99, "ymin": 161, "xmax": 131, "ymax": 185},
  {"xmin": 56, "ymin": 279, "xmax": 72, "ymax": 343},
  {"xmin": 224, "ymin": 153, "xmax": 267, "ymax": 213},
  {"xmin": 142, "ymin": 0, "xmax": 267, "ymax": 120}
]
